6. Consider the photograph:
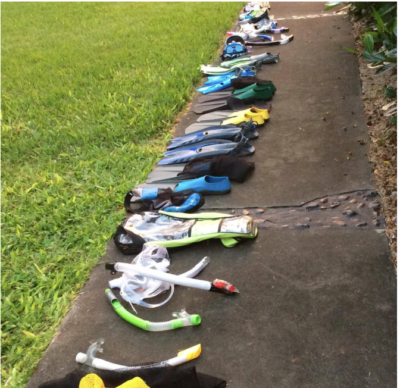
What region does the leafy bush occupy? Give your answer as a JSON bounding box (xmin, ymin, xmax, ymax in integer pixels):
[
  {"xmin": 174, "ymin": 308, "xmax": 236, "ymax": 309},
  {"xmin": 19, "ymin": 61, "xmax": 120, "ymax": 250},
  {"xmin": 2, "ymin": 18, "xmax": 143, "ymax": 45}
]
[{"xmin": 326, "ymin": 2, "xmax": 397, "ymax": 75}]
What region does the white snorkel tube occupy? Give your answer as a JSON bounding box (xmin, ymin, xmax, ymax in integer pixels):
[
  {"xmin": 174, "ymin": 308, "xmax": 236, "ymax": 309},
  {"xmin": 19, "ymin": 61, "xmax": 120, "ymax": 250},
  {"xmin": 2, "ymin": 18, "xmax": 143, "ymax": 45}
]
[
  {"xmin": 76, "ymin": 338, "xmax": 201, "ymax": 371},
  {"xmin": 106, "ymin": 261, "xmax": 239, "ymax": 295}
]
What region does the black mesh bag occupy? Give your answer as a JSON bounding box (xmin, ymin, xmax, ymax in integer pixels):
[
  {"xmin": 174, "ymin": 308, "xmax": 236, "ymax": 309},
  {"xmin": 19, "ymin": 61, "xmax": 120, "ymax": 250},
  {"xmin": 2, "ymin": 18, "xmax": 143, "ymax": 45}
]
[{"xmin": 37, "ymin": 366, "xmax": 226, "ymax": 388}]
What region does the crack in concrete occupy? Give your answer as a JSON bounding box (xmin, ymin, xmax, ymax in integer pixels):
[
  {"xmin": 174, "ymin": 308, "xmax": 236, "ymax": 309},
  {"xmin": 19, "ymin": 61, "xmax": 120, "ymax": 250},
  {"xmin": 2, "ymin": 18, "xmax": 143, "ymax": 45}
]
[
  {"xmin": 203, "ymin": 189, "xmax": 385, "ymax": 230},
  {"xmin": 203, "ymin": 188, "xmax": 377, "ymax": 210}
]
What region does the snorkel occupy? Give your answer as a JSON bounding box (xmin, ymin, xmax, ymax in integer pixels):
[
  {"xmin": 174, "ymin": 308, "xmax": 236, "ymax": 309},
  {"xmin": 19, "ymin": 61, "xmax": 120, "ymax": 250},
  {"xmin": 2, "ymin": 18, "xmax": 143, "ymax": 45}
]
[
  {"xmin": 76, "ymin": 339, "xmax": 202, "ymax": 370},
  {"xmin": 106, "ymin": 261, "xmax": 239, "ymax": 295},
  {"xmin": 106, "ymin": 289, "xmax": 201, "ymax": 331},
  {"xmin": 108, "ymin": 255, "xmax": 212, "ymax": 309}
]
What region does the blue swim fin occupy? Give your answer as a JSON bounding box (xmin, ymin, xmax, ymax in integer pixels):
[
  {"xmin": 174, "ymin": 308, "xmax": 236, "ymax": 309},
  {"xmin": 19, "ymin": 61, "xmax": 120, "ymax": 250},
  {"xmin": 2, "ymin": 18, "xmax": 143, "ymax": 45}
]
[
  {"xmin": 197, "ymin": 79, "xmax": 236, "ymax": 94},
  {"xmin": 158, "ymin": 137, "xmax": 255, "ymax": 165},
  {"xmin": 197, "ymin": 68, "xmax": 256, "ymax": 94},
  {"xmin": 167, "ymin": 121, "xmax": 257, "ymax": 150},
  {"xmin": 204, "ymin": 72, "xmax": 236, "ymax": 86}
]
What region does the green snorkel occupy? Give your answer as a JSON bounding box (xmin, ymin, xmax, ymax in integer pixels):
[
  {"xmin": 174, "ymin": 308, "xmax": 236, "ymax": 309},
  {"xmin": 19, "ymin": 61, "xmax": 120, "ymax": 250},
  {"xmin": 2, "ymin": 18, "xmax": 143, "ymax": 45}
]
[{"xmin": 105, "ymin": 289, "xmax": 201, "ymax": 331}]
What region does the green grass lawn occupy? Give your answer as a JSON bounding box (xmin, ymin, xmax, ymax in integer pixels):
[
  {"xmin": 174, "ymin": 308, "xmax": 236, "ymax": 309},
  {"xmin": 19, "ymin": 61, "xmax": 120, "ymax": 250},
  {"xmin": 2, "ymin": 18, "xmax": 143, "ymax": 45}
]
[{"xmin": 1, "ymin": 3, "xmax": 241, "ymax": 386}]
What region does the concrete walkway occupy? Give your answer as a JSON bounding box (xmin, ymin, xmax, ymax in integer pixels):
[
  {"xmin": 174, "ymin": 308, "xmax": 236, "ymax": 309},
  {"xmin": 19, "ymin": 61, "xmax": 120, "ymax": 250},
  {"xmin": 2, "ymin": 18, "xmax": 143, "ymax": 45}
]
[{"xmin": 27, "ymin": 3, "xmax": 396, "ymax": 388}]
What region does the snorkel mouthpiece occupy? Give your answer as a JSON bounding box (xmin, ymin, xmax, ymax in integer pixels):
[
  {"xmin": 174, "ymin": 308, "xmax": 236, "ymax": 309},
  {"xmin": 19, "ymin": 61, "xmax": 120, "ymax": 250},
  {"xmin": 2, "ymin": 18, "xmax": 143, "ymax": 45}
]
[
  {"xmin": 105, "ymin": 262, "xmax": 117, "ymax": 274},
  {"xmin": 210, "ymin": 279, "xmax": 239, "ymax": 295}
]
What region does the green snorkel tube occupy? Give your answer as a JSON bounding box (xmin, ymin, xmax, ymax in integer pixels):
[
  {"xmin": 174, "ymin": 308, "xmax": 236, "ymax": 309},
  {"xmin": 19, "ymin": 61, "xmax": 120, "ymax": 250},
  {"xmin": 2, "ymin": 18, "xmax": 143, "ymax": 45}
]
[{"xmin": 105, "ymin": 289, "xmax": 201, "ymax": 331}]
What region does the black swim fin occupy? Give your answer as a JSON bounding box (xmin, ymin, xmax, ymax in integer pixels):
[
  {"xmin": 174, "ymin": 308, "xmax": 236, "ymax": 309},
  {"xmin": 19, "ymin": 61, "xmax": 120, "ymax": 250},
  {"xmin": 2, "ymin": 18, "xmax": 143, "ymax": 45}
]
[
  {"xmin": 135, "ymin": 182, "xmax": 177, "ymax": 190},
  {"xmin": 193, "ymin": 100, "xmax": 230, "ymax": 114},
  {"xmin": 197, "ymin": 91, "xmax": 233, "ymax": 103},
  {"xmin": 193, "ymin": 95, "xmax": 271, "ymax": 115},
  {"xmin": 146, "ymin": 171, "xmax": 195, "ymax": 184}
]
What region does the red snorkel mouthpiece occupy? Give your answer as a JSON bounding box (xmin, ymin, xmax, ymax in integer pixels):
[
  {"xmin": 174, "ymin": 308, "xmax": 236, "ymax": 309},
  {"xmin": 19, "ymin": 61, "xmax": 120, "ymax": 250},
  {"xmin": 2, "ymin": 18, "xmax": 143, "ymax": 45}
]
[{"xmin": 210, "ymin": 279, "xmax": 239, "ymax": 295}]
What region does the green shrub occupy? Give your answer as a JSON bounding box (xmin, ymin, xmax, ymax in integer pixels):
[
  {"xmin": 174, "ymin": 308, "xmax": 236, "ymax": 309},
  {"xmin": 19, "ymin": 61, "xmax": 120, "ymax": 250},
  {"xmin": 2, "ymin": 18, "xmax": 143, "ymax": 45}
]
[{"xmin": 326, "ymin": 2, "xmax": 397, "ymax": 75}]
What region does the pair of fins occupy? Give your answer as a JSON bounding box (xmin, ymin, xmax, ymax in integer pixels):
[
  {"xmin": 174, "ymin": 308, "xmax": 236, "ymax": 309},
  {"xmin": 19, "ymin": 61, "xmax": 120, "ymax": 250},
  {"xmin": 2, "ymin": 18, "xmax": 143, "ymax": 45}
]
[
  {"xmin": 201, "ymin": 62, "xmax": 258, "ymax": 76},
  {"xmin": 196, "ymin": 82, "xmax": 275, "ymax": 102},
  {"xmin": 220, "ymin": 52, "xmax": 279, "ymax": 68},
  {"xmin": 201, "ymin": 52, "xmax": 279, "ymax": 76},
  {"xmin": 195, "ymin": 106, "xmax": 269, "ymax": 124},
  {"xmin": 226, "ymin": 34, "xmax": 294, "ymax": 46},
  {"xmin": 167, "ymin": 120, "xmax": 258, "ymax": 151},
  {"xmin": 158, "ymin": 136, "xmax": 255, "ymax": 166},
  {"xmin": 245, "ymin": 34, "xmax": 294, "ymax": 46},
  {"xmin": 227, "ymin": 28, "xmax": 289, "ymax": 39},
  {"xmin": 193, "ymin": 82, "xmax": 276, "ymax": 114},
  {"xmin": 196, "ymin": 68, "xmax": 255, "ymax": 95},
  {"xmin": 184, "ymin": 107, "xmax": 270, "ymax": 133},
  {"xmin": 193, "ymin": 95, "xmax": 269, "ymax": 115}
]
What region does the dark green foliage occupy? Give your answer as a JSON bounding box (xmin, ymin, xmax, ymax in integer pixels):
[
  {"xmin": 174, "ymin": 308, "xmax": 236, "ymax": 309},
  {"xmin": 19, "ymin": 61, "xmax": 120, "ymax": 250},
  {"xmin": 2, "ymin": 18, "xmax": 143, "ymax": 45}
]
[
  {"xmin": 384, "ymin": 86, "xmax": 397, "ymax": 99},
  {"xmin": 326, "ymin": 2, "xmax": 397, "ymax": 74},
  {"xmin": 360, "ymin": 3, "xmax": 397, "ymax": 71}
]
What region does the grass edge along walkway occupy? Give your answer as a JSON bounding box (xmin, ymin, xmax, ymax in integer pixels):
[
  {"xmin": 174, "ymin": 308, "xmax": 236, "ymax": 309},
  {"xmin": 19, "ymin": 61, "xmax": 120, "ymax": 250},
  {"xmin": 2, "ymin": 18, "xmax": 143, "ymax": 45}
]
[{"xmin": 1, "ymin": 3, "xmax": 242, "ymax": 387}]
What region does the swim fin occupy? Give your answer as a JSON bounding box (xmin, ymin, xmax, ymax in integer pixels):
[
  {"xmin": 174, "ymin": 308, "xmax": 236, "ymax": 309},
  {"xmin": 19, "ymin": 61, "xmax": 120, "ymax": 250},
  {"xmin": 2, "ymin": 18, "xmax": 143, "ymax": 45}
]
[
  {"xmin": 227, "ymin": 34, "xmax": 294, "ymax": 46},
  {"xmin": 227, "ymin": 27, "xmax": 289, "ymax": 38},
  {"xmin": 184, "ymin": 123, "xmax": 238, "ymax": 133},
  {"xmin": 193, "ymin": 95, "xmax": 271, "ymax": 115},
  {"xmin": 233, "ymin": 82, "xmax": 276, "ymax": 99},
  {"xmin": 246, "ymin": 34, "xmax": 294, "ymax": 46},
  {"xmin": 172, "ymin": 121, "xmax": 258, "ymax": 148},
  {"xmin": 200, "ymin": 54, "xmax": 277, "ymax": 76},
  {"xmin": 197, "ymin": 91, "xmax": 233, "ymax": 103},
  {"xmin": 220, "ymin": 52, "xmax": 279, "ymax": 68},
  {"xmin": 201, "ymin": 61, "xmax": 262, "ymax": 75},
  {"xmin": 136, "ymin": 182, "xmax": 177, "ymax": 190},
  {"xmin": 148, "ymin": 164, "xmax": 186, "ymax": 173},
  {"xmin": 197, "ymin": 68, "xmax": 255, "ymax": 94},
  {"xmin": 167, "ymin": 138, "xmax": 236, "ymax": 151},
  {"xmin": 193, "ymin": 100, "xmax": 231, "ymax": 114},
  {"xmin": 146, "ymin": 160, "xmax": 212, "ymax": 183},
  {"xmin": 221, "ymin": 112, "xmax": 265, "ymax": 126},
  {"xmin": 146, "ymin": 171, "xmax": 193, "ymax": 184},
  {"xmin": 193, "ymin": 109, "xmax": 269, "ymax": 126},
  {"xmin": 166, "ymin": 127, "xmax": 253, "ymax": 152},
  {"xmin": 230, "ymin": 76, "xmax": 258, "ymax": 90},
  {"xmin": 204, "ymin": 72, "xmax": 236, "ymax": 85},
  {"xmin": 183, "ymin": 124, "xmax": 259, "ymax": 140},
  {"xmin": 158, "ymin": 137, "xmax": 254, "ymax": 165},
  {"xmin": 197, "ymin": 78, "xmax": 236, "ymax": 95},
  {"xmin": 238, "ymin": 18, "xmax": 277, "ymax": 31},
  {"xmin": 195, "ymin": 111, "xmax": 240, "ymax": 122},
  {"xmin": 196, "ymin": 107, "xmax": 270, "ymax": 123},
  {"xmin": 147, "ymin": 164, "xmax": 185, "ymax": 176}
]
